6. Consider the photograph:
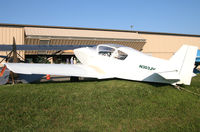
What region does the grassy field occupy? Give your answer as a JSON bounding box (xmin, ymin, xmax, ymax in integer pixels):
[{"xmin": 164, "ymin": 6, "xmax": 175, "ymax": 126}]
[{"xmin": 0, "ymin": 76, "xmax": 200, "ymax": 132}]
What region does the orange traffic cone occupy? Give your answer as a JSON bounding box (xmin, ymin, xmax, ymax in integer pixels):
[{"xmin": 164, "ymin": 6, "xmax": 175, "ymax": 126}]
[
  {"xmin": 0, "ymin": 66, "xmax": 7, "ymax": 77},
  {"xmin": 46, "ymin": 74, "xmax": 50, "ymax": 80}
]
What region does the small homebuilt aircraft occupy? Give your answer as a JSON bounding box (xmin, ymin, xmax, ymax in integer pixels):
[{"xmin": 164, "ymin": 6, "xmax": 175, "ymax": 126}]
[{"xmin": 2, "ymin": 44, "xmax": 198, "ymax": 85}]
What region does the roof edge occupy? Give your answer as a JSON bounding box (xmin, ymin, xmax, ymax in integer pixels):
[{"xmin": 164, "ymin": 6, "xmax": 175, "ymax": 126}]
[{"xmin": 0, "ymin": 23, "xmax": 200, "ymax": 37}]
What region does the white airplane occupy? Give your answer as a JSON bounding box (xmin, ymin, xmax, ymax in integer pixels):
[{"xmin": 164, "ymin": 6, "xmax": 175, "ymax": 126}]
[{"xmin": 2, "ymin": 44, "xmax": 198, "ymax": 85}]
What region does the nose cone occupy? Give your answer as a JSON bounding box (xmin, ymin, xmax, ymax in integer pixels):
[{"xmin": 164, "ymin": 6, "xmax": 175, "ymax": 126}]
[
  {"xmin": 74, "ymin": 47, "xmax": 90, "ymax": 64},
  {"xmin": 74, "ymin": 47, "xmax": 88, "ymax": 58},
  {"xmin": 74, "ymin": 47, "xmax": 82, "ymax": 56}
]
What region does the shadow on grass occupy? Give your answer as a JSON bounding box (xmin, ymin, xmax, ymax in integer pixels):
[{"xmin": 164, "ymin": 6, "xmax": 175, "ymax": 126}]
[
  {"xmin": 144, "ymin": 82, "xmax": 170, "ymax": 87},
  {"xmin": 31, "ymin": 77, "xmax": 171, "ymax": 88},
  {"xmin": 32, "ymin": 78, "xmax": 115, "ymax": 84}
]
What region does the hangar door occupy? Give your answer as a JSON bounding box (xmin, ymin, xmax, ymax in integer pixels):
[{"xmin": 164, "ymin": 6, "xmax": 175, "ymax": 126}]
[{"xmin": 24, "ymin": 27, "xmax": 146, "ymax": 55}]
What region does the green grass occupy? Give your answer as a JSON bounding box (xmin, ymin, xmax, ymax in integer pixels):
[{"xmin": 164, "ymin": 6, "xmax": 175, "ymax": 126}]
[{"xmin": 0, "ymin": 77, "xmax": 200, "ymax": 132}]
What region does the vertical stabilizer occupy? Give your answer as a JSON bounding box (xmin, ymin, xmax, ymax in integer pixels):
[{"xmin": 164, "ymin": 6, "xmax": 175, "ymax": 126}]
[{"xmin": 170, "ymin": 45, "xmax": 198, "ymax": 85}]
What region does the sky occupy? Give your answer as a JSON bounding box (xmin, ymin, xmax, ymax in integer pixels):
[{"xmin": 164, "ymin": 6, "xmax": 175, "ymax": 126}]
[{"xmin": 0, "ymin": 0, "xmax": 200, "ymax": 34}]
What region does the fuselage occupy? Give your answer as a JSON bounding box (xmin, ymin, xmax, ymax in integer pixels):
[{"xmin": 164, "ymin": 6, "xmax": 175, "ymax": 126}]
[{"xmin": 74, "ymin": 44, "xmax": 177, "ymax": 84}]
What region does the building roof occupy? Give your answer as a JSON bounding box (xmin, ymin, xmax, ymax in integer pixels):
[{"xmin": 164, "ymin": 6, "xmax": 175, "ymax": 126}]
[
  {"xmin": 24, "ymin": 27, "xmax": 144, "ymax": 41},
  {"xmin": 1, "ymin": 23, "xmax": 200, "ymax": 38}
]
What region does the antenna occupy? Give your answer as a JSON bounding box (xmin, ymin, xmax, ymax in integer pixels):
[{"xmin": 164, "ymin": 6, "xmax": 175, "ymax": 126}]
[{"xmin": 130, "ymin": 25, "xmax": 134, "ymax": 30}]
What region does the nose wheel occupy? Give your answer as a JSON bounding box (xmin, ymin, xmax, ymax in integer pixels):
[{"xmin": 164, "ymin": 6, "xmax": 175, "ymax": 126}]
[{"xmin": 70, "ymin": 77, "xmax": 79, "ymax": 82}]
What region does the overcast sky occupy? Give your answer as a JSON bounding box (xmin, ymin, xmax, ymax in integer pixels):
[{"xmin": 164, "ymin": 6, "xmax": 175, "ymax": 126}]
[{"xmin": 0, "ymin": 0, "xmax": 200, "ymax": 34}]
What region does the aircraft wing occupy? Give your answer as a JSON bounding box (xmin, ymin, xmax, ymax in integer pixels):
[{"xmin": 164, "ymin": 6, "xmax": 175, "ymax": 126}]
[
  {"xmin": 0, "ymin": 45, "xmax": 95, "ymax": 51},
  {"xmin": 4, "ymin": 63, "xmax": 111, "ymax": 79},
  {"xmin": 0, "ymin": 55, "xmax": 7, "ymax": 58}
]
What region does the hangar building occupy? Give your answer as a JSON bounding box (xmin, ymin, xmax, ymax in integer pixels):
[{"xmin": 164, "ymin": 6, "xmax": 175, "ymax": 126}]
[{"xmin": 0, "ymin": 23, "xmax": 200, "ymax": 64}]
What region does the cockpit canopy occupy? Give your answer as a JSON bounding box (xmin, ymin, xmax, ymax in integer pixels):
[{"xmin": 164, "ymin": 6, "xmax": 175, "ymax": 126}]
[{"xmin": 96, "ymin": 44, "xmax": 128, "ymax": 60}]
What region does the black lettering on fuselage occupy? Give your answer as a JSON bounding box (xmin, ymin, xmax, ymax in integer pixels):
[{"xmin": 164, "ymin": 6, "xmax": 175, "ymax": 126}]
[{"xmin": 139, "ymin": 65, "xmax": 156, "ymax": 71}]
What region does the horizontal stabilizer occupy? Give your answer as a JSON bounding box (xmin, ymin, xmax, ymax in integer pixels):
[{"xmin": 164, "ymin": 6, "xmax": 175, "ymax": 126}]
[{"xmin": 157, "ymin": 71, "xmax": 180, "ymax": 80}]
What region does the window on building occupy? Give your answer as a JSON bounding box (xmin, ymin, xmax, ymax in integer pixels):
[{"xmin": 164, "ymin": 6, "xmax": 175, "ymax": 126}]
[
  {"xmin": 38, "ymin": 40, "xmax": 50, "ymax": 54},
  {"xmin": 39, "ymin": 40, "xmax": 50, "ymax": 45}
]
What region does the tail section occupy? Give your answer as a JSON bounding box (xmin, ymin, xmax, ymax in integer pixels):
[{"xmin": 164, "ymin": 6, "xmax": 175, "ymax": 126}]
[{"xmin": 170, "ymin": 45, "xmax": 198, "ymax": 85}]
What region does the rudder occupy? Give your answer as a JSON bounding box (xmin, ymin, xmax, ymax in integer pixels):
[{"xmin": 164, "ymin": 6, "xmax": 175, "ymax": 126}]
[{"xmin": 170, "ymin": 45, "xmax": 198, "ymax": 85}]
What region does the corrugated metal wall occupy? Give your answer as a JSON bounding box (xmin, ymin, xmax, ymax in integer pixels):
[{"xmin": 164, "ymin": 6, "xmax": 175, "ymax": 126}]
[
  {"xmin": 141, "ymin": 33, "xmax": 200, "ymax": 59},
  {"xmin": 0, "ymin": 27, "xmax": 24, "ymax": 44},
  {"xmin": 24, "ymin": 38, "xmax": 40, "ymax": 54},
  {"xmin": 0, "ymin": 27, "xmax": 24, "ymax": 64}
]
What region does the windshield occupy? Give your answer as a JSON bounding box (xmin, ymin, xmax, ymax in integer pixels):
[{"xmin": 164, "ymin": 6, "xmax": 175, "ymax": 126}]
[
  {"xmin": 98, "ymin": 46, "xmax": 115, "ymax": 57},
  {"xmin": 97, "ymin": 45, "xmax": 128, "ymax": 60},
  {"xmin": 113, "ymin": 50, "xmax": 128, "ymax": 60}
]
